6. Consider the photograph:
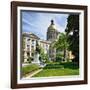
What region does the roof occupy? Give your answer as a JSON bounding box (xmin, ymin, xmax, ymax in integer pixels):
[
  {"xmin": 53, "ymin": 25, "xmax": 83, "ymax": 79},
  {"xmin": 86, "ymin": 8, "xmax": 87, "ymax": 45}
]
[{"xmin": 22, "ymin": 32, "xmax": 40, "ymax": 40}]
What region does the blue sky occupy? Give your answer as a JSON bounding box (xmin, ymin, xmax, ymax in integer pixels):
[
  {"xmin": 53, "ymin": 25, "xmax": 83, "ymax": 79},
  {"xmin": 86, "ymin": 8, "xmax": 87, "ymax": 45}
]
[{"xmin": 21, "ymin": 11, "xmax": 69, "ymax": 40}]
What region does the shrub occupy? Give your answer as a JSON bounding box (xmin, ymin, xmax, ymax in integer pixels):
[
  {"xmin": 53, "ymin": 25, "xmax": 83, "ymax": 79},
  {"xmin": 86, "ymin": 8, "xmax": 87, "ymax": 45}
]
[{"xmin": 44, "ymin": 63, "xmax": 64, "ymax": 69}]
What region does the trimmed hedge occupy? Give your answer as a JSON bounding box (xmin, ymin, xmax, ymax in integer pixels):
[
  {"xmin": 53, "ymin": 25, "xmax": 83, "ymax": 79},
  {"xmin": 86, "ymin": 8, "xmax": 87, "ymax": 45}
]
[{"xmin": 44, "ymin": 63, "xmax": 64, "ymax": 69}]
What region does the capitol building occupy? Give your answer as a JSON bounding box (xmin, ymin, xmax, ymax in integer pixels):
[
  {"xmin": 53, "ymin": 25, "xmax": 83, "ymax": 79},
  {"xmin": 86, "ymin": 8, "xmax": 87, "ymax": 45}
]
[
  {"xmin": 22, "ymin": 20, "xmax": 73, "ymax": 63},
  {"xmin": 22, "ymin": 20, "xmax": 60, "ymax": 63}
]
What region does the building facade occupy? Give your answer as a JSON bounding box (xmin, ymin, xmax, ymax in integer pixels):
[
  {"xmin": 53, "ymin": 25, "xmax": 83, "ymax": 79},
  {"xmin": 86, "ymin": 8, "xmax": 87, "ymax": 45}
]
[
  {"xmin": 47, "ymin": 20, "xmax": 60, "ymax": 61},
  {"xmin": 23, "ymin": 32, "xmax": 50, "ymax": 63}
]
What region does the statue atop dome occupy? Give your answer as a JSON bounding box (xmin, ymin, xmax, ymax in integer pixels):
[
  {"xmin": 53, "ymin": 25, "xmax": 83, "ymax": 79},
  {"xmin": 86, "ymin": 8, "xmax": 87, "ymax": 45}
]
[
  {"xmin": 48, "ymin": 20, "xmax": 57, "ymax": 31},
  {"xmin": 51, "ymin": 19, "xmax": 54, "ymax": 25}
]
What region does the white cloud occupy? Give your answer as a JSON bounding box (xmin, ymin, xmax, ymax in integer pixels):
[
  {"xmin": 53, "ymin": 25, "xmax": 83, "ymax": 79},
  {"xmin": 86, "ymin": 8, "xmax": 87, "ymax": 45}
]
[{"xmin": 22, "ymin": 11, "xmax": 69, "ymax": 40}]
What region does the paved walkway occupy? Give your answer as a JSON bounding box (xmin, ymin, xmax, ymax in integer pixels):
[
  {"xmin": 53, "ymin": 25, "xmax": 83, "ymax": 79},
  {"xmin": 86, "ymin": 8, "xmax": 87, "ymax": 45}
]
[{"xmin": 22, "ymin": 69, "xmax": 43, "ymax": 79}]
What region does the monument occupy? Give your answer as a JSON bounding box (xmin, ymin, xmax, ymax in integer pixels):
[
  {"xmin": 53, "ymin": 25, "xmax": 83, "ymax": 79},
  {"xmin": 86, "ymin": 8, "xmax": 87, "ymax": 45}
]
[{"xmin": 32, "ymin": 40, "xmax": 46, "ymax": 67}]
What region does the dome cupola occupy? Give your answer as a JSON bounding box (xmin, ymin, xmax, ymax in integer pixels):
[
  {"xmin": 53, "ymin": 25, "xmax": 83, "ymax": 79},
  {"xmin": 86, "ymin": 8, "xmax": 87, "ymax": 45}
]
[{"xmin": 48, "ymin": 20, "xmax": 57, "ymax": 31}]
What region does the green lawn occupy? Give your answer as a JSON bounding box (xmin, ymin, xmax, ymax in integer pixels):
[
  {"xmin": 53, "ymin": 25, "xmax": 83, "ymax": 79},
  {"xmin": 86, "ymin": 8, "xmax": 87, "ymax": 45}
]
[
  {"xmin": 33, "ymin": 62, "xmax": 79, "ymax": 77},
  {"xmin": 22, "ymin": 64, "xmax": 40, "ymax": 76}
]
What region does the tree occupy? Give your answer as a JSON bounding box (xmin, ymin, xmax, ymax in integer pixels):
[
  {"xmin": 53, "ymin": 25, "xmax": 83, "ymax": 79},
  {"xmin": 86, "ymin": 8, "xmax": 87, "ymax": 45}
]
[
  {"xmin": 39, "ymin": 46, "xmax": 49, "ymax": 63},
  {"xmin": 65, "ymin": 15, "xmax": 79, "ymax": 64},
  {"xmin": 35, "ymin": 42, "xmax": 49, "ymax": 63},
  {"xmin": 53, "ymin": 32, "xmax": 70, "ymax": 61}
]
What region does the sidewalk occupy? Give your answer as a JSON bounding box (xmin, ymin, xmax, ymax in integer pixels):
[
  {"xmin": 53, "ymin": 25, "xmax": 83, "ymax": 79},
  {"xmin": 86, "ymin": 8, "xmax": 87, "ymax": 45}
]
[{"xmin": 22, "ymin": 69, "xmax": 43, "ymax": 79}]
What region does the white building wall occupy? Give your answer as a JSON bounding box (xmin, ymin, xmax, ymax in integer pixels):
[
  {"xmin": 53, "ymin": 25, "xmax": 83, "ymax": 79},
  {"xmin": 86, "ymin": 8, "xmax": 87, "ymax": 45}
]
[{"xmin": 23, "ymin": 35, "xmax": 50, "ymax": 63}]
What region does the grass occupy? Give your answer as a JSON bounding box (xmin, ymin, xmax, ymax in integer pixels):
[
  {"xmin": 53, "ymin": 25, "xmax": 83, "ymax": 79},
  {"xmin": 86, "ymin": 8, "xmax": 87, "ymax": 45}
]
[
  {"xmin": 33, "ymin": 62, "xmax": 79, "ymax": 77},
  {"xmin": 33, "ymin": 69, "xmax": 79, "ymax": 77},
  {"xmin": 22, "ymin": 64, "xmax": 40, "ymax": 76}
]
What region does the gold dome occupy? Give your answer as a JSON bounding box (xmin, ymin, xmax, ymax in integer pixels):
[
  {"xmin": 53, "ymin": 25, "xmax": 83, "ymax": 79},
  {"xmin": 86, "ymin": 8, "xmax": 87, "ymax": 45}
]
[{"xmin": 48, "ymin": 20, "xmax": 57, "ymax": 31}]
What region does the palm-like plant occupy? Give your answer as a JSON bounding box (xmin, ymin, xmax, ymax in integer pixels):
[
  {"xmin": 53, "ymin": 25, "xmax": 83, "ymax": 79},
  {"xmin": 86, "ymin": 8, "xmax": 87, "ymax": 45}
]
[{"xmin": 53, "ymin": 32, "xmax": 70, "ymax": 61}]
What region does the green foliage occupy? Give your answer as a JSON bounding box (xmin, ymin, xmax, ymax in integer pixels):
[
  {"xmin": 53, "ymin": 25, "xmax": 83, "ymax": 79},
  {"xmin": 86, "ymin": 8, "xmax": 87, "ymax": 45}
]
[
  {"xmin": 60, "ymin": 62, "xmax": 79, "ymax": 69},
  {"xmin": 22, "ymin": 64, "xmax": 40, "ymax": 76},
  {"xmin": 53, "ymin": 33, "xmax": 69, "ymax": 50},
  {"xmin": 53, "ymin": 32, "xmax": 70, "ymax": 61},
  {"xmin": 65, "ymin": 15, "xmax": 79, "ymax": 34},
  {"xmin": 44, "ymin": 63, "xmax": 64, "ymax": 69},
  {"xmin": 65, "ymin": 15, "xmax": 79, "ymax": 63},
  {"xmin": 56, "ymin": 53, "xmax": 63, "ymax": 62},
  {"xmin": 39, "ymin": 46, "xmax": 49, "ymax": 63}
]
